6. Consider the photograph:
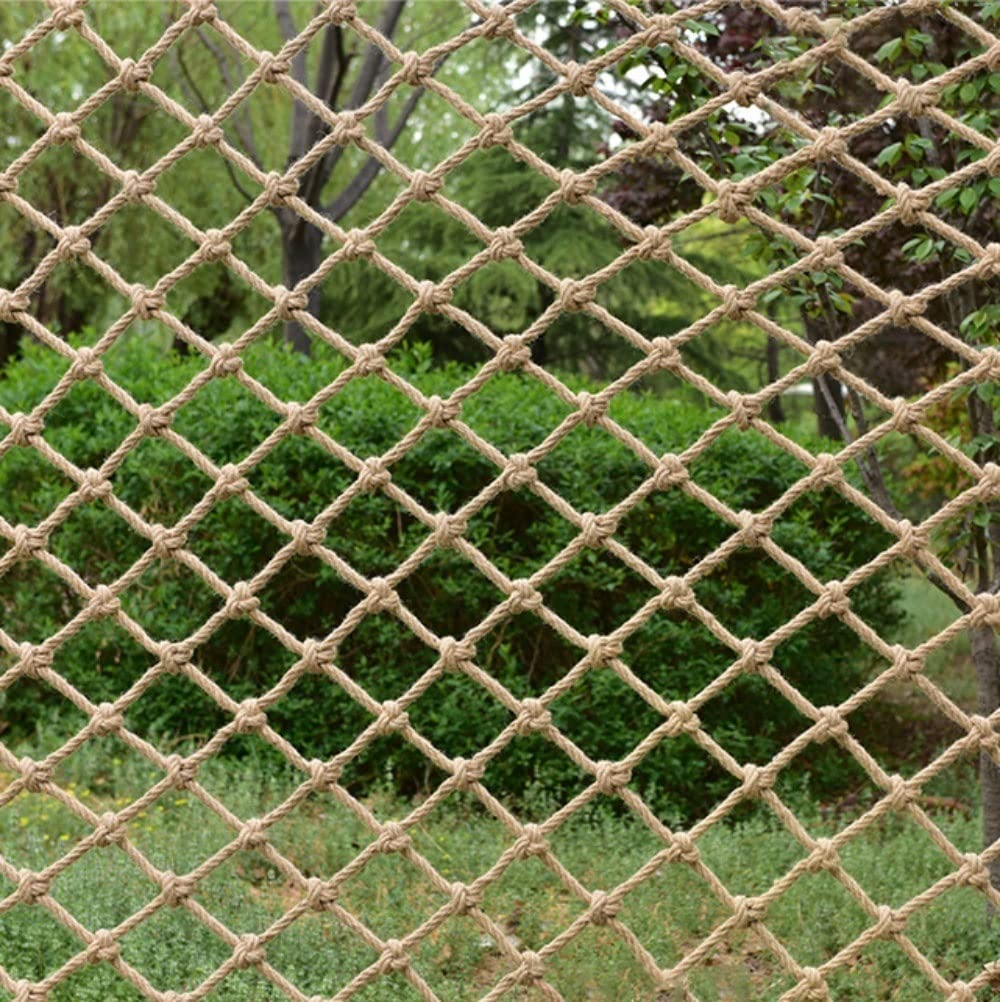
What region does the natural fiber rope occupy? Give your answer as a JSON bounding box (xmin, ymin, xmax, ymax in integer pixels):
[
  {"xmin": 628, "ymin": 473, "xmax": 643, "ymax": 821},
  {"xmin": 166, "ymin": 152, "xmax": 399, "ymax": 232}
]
[{"xmin": 1, "ymin": 0, "xmax": 999, "ymax": 999}]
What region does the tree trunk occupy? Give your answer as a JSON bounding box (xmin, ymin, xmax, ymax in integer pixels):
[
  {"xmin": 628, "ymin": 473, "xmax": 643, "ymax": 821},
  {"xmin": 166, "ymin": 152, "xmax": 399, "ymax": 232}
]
[
  {"xmin": 279, "ymin": 217, "xmax": 324, "ymax": 354},
  {"xmin": 766, "ymin": 336, "xmax": 785, "ymax": 424},
  {"xmin": 971, "ymin": 624, "xmax": 1000, "ymax": 899}
]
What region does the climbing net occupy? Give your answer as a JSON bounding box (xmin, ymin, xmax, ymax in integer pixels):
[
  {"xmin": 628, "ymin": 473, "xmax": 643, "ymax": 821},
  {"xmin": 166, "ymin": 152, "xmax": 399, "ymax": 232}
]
[{"xmin": 1, "ymin": 0, "xmax": 1000, "ymax": 999}]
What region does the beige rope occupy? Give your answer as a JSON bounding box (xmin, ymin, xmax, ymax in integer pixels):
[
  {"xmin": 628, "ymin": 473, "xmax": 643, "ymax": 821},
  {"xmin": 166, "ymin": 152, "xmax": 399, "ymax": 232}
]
[{"xmin": 0, "ymin": 0, "xmax": 999, "ymax": 999}]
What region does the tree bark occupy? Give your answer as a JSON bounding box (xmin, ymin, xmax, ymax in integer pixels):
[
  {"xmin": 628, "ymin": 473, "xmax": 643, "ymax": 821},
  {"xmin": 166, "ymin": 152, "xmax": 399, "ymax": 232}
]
[
  {"xmin": 971, "ymin": 624, "xmax": 1000, "ymax": 902},
  {"xmin": 279, "ymin": 217, "xmax": 324, "ymax": 354}
]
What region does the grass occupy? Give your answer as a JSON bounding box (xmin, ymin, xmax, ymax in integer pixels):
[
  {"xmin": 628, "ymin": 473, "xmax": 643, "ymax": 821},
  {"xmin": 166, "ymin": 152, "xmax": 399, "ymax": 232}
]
[{"xmin": 1, "ymin": 736, "xmax": 998, "ymax": 1002}]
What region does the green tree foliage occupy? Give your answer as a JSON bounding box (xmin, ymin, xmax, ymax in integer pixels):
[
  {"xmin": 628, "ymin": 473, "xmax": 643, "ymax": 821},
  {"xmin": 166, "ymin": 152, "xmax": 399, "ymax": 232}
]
[{"xmin": 0, "ymin": 335, "xmax": 902, "ymax": 818}]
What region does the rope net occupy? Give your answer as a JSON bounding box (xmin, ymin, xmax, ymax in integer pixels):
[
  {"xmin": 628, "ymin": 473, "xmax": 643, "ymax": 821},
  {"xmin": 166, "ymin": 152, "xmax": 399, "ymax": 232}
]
[{"xmin": 0, "ymin": 0, "xmax": 998, "ymax": 998}]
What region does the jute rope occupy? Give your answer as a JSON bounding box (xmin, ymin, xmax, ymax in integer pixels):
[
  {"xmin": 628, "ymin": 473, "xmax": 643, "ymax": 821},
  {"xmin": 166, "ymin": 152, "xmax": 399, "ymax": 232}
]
[{"xmin": 1, "ymin": 1, "xmax": 999, "ymax": 999}]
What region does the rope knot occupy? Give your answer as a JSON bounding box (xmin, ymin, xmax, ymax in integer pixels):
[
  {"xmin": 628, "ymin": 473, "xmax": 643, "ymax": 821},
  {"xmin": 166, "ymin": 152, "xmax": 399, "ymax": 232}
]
[
  {"xmin": 894, "ymin": 182, "xmax": 929, "ymax": 226},
  {"xmin": 798, "ymin": 966, "xmax": 828, "ymax": 1000},
  {"xmin": 161, "ymin": 871, "xmax": 196, "ymax": 906},
  {"xmin": 960, "ymin": 851, "xmax": 991, "ymax": 890},
  {"xmin": 227, "ymin": 581, "xmax": 260, "ymax": 617},
  {"xmin": 488, "ymin": 226, "xmax": 523, "ymax": 260},
  {"xmin": 307, "ymin": 757, "xmax": 342, "ymax": 791},
  {"xmin": 872, "ymin": 904, "xmax": 906, "ymax": 938},
  {"xmin": 399, "ymin": 50, "xmax": 434, "ymax": 86},
  {"xmin": 726, "ymin": 391, "xmax": 760, "ymax": 430},
  {"xmin": 91, "ymin": 701, "xmax": 123, "ymax": 736},
  {"xmin": 258, "ymin": 51, "xmax": 289, "ymax": 84},
  {"xmin": 648, "ymin": 14, "xmax": 679, "ymax": 44},
  {"xmin": 137, "ymin": 403, "xmax": 172, "ymax": 437},
  {"xmin": 563, "ymin": 60, "xmax": 598, "ymax": 97},
  {"xmin": 0, "ymin": 289, "xmax": 29, "ymax": 323},
  {"xmin": 376, "ymin": 821, "xmax": 412, "ymax": 853},
  {"xmin": 556, "ymin": 277, "xmax": 594, "ymax": 312},
  {"xmin": 121, "ymin": 170, "xmax": 155, "ymax": 202},
  {"xmin": 325, "ymin": 0, "xmax": 356, "ymax": 25},
  {"xmin": 715, "ymin": 179, "xmax": 751, "ymax": 224},
  {"xmin": 815, "ymin": 580, "xmax": 850, "ymax": 618},
  {"xmin": 481, "ymin": 4, "xmax": 516, "ymax": 38},
  {"xmin": 283, "ymin": 401, "xmax": 317, "ymax": 434},
  {"xmin": 201, "ymin": 228, "xmax": 232, "ymax": 262},
  {"xmin": 88, "ymin": 929, "xmax": 120, "ymax": 964},
  {"xmin": 509, "ymin": 579, "xmax": 544, "ymax": 614},
  {"xmin": 586, "ymin": 634, "xmax": 622, "ymax": 667},
  {"xmin": 736, "ymin": 509, "xmax": 770, "ymax": 548},
  {"xmin": 93, "ymin": 811, "xmax": 125, "ymax": 846},
  {"xmin": 947, "ymin": 981, "xmax": 976, "ymax": 1002},
  {"xmin": 58, "ymin": 225, "xmax": 91, "ymax": 260},
  {"xmin": 263, "ymin": 171, "xmax": 298, "ymax": 205},
  {"xmin": 409, "ymin": 169, "xmax": 442, "ymax": 201},
  {"xmin": 646, "ymin": 121, "xmax": 679, "ymax": 155},
  {"xmin": 738, "ymin": 638, "xmax": 765, "ymax": 675},
  {"xmin": 891, "ymin": 645, "xmax": 922, "ymax": 682},
  {"xmin": 425, "ymin": 394, "xmax": 461, "ymax": 428},
  {"xmin": 806, "ymin": 837, "xmax": 839, "ymax": 872},
  {"xmin": 557, "ymin": 168, "xmax": 595, "ymax": 204},
  {"xmin": 299, "ymin": 638, "xmax": 327, "ymax": 674},
  {"xmin": 886, "ymin": 289, "xmax": 923, "ymax": 327},
  {"xmin": 216, "ymin": 463, "xmax": 249, "ymax": 497},
  {"xmin": 47, "ymin": 0, "xmax": 86, "ymax": 29},
  {"xmin": 810, "ymin": 236, "xmax": 844, "ymax": 269},
  {"xmin": 232, "ymin": 933, "xmax": 266, "ymax": 969},
  {"xmin": 233, "ymin": 697, "xmax": 267, "ymax": 734},
  {"xmin": 661, "ymin": 576, "xmax": 696, "ymax": 611},
  {"xmin": 731, "ymin": 894, "xmax": 766, "ymax": 927},
  {"xmin": 159, "ymin": 643, "xmax": 193, "ymax": 675},
  {"xmin": 588, "ymin": 889, "xmax": 622, "ymax": 925},
  {"xmin": 885, "ymin": 774, "xmax": 913, "ymax": 811},
  {"xmin": 130, "ymin": 284, "xmax": 163, "ymax": 319},
  {"xmin": 415, "ymin": 280, "xmax": 452, "ymax": 313},
  {"xmin": 79, "ymin": 468, "xmax": 112, "ymax": 502},
  {"xmin": 637, "ymin": 225, "xmax": 671, "ymax": 262},
  {"xmin": 186, "ymin": 0, "xmax": 218, "ymax": 25},
  {"xmin": 353, "ymin": 343, "xmax": 385, "ymax": 376},
  {"xmin": 811, "ymin": 126, "xmax": 848, "ymax": 161},
  {"xmin": 290, "ymin": 518, "xmax": 324, "ymax": 555},
  {"xmin": 969, "ymin": 715, "xmax": 1000, "ymax": 754},
  {"xmin": 666, "ymin": 830, "xmax": 699, "ymax": 864},
  {"xmin": 50, "ymin": 113, "xmax": 80, "ymax": 144},
  {"xmin": 650, "ymin": 336, "xmax": 682, "ymax": 372},
  {"xmin": 502, "ymin": 453, "xmax": 538, "ymax": 491},
  {"xmin": 893, "ymin": 78, "xmax": 932, "ymax": 117},
  {"xmin": 10, "ymin": 524, "xmax": 48, "ymax": 561},
  {"xmin": 516, "ymin": 823, "xmax": 548, "ymax": 857},
  {"xmin": 477, "ymin": 112, "xmax": 513, "ymax": 149},
  {"xmin": 340, "ymin": 228, "xmax": 375, "ymax": 261},
  {"xmin": 726, "ymin": 70, "xmax": 762, "ymax": 106},
  {"xmin": 496, "ymin": 334, "xmax": 531, "ymax": 371},
  {"xmin": 304, "ymin": 876, "xmax": 338, "ymax": 910},
  {"xmin": 804, "ymin": 340, "xmax": 840, "ymax": 378},
  {"xmin": 272, "ymin": 284, "xmax": 309, "ymax": 320},
  {"xmin": 515, "ymin": 697, "xmax": 552, "ymax": 735},
  {"xmin": 721, "ymin": 285, "xmax": 756, "ymax": 320},
  {"xmin": 579, "ymin": 511, "xmax": 617, "ymax": 548},
  {"xmin": 69, "ymin": 345, "xmax": 102, "ymax": 380},
  {"xmin": 450, "ymin": 881, "xmax": 482, "ymax": 914},
  {"xmin": 594, "ymin": 760, "xmax": 632, "ymax": 795},
  {"xmin": 18, "ymin": 753, "xmax": 50, "ymax": 793},
  {"xmin": 451, "ymin": 756, "xmax": 485, "ymax": 789},
  {"xmin": 894, "ymin": 518, "xmax": 927, "ymax": 558},
  {"xmin": 653, "ymin": 453, "xmax": 689, "ymax": 490},
  {"xmin": 664, "ymin": 700, "xmax": 700, "ymax": 737},
  {"xmin": 439, "ymin": 635, "xmax": 476, "ymax": 671},
  {"xmin": 192, "ymin": 114, "xmax": 223, "ymax": 148},
  {"xmin": 236, "ymin": 817, "xmax": 268, "ymax": 850},
  {"xmin": 14, "ymin": 642, "xmax": 51, "ymax": 680},
  {"xmin": 362, "ymin": 576, "xmax": 400, "ymax": 614},
  {"xmin": 376, "ymin": 699, "xmax": 409, "ymax": 734},
  {"xmin": 209, "ymin": 342, "xmax": 243, "ymax": 377},
  {"xmin": 978, "ymin": 243, "xmax": 1000, "ymax": 279},
  {"xmin": 575, "ymin": 390, "xmax": 608, "ymax": 426},
  {"xmin": 357, "ymin": 456, "xmax": 391, "ymax": 492},
  {"xmin": 0, "ymin": 172, "xmax": 16, "ymax": 195},
  {"xmin": 165, "ymin": 753, "xmax": 199, "ymax": 788},
  {"xmin": 973, "ymin": 592, "xmax": 1000, "ymax": 627},
  {"xmin": 810, "ymin": 453, "xmax": 843, "ymax": 487},
  {"xmin": 814, "ymin": 706, "xmax": 848, "ymax": 742},
  {"xmin": 987, "ymin": 144, "xmax": 1000, "ymax": 178},
  {"xmin": 741, "ymin": 763, "xmax": 770, "ymax": 797},
  {"xmin": 431, "ymin": 511, "xmax": 467, "ymax": 548},
  {"xmin": 118, "ymin": 57, "xmax": 151, "ymax": 92},
  {"xmin": 16, "ymin": 869, "xmax": 50, "ymax": 905}
]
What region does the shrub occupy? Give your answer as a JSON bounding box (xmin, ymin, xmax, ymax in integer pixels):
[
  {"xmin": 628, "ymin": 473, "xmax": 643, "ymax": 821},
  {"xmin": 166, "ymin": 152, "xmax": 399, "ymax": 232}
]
[{"xmin": 0, "ymin": 334, "xmax": 902, "ymax": 818}]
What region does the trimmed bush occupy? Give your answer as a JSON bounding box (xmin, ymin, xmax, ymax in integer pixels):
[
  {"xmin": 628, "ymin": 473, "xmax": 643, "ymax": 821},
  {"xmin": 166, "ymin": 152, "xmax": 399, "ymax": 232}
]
[{"xmin": 0, "ymin": 334, "xmax": 901, "ymax": 818}]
